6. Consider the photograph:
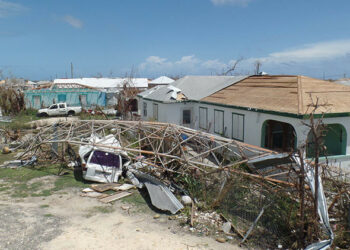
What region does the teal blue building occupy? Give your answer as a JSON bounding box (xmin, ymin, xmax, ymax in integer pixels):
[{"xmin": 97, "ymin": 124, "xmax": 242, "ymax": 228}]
[{"xmin": 24, "ymin": 84, "xmax": 106, "ymax": 109}]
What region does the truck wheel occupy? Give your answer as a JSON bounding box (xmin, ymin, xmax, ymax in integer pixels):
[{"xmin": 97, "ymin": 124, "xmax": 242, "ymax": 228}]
[
  {"xmin": 68, "ymin": 111, "xmax": 75, "ymax": 116},
  {"xmin": 41, "ymin": 113, "xmax": 48, "ymax": 117},
  {"xmin": 74, "ymin": 164, "xmax": 83, "ymax": 181}
]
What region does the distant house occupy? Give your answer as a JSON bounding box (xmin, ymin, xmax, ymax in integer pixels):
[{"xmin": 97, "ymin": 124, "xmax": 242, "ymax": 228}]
[
  {"xmin": 138, "ymin": 75, "xmax": 350, "ymax": 169},
  {"xmin": 24, "ymin": 82, "xmax": 106, "ymax": 109},
  {"xmin": 54, "ymin": 78, "xmax": 148, "ymax": 106},
  {"xmin": 148, "ymin": 76, "xmax": 174, "ymax": 88}
]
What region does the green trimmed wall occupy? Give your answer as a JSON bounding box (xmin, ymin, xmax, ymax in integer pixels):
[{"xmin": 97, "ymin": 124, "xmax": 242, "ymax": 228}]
[{"xmin": 307, "ymin": 123, "xmax": 347, "ymax": 157}]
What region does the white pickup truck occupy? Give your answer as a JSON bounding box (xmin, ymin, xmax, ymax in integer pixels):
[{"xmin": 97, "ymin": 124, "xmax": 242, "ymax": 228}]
[{"xmin": 37, "ymin": 103, "xmax": 82, "ymax": 117}]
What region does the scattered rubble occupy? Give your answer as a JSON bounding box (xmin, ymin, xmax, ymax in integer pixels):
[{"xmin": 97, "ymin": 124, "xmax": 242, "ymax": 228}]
[
  {"xmin": 0, "ymin": 156, "xmax": 37, "ymax": 168},
  {"xmin": 7, "ymin": 119, "xmax": 349, "ymax": 249}
]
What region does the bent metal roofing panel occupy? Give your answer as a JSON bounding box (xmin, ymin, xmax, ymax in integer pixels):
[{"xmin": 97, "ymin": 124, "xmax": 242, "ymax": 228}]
[{"xmin": 139, "ymin": 75, "xmax": 248, "ymax": 102}]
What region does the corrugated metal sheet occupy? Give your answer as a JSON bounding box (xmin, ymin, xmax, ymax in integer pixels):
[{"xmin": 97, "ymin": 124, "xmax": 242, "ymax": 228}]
[
  {"xmin": 133, "ymin": 171, "xmax": 184, "ymax": 214},
  {"xmin": 139, "ymin": 75, "xmax": 248, "ymax": 102},
  {"xmin": 54, "ymin": 78, "xmax": 149, "ymax": 89}
]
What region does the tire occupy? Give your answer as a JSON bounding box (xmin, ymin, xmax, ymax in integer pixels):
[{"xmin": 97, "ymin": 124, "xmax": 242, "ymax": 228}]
[
  {"xmin": 41, "ymin": 113, "xmax": 49, "ymax": 117},
  {"xmin": 68, "ymin": 111, "xmax": 75, "ymax": 116},
  {"xmin": 73, "ymin": 164, "xmax": 83, "ymax": 181}
]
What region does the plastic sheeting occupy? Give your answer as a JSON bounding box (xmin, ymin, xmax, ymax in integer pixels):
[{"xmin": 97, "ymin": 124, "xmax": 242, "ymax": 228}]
[{"xmin": 293, "ymin": 155, "xmax": 334, "ymax": 250}]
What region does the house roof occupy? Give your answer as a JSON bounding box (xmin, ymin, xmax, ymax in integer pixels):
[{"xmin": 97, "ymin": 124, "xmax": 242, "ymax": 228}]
[
  {"xmin": 149, "ymin": 76, "xmax": 174, "ymax": 85},
  {"xmin": 31, "ymin": 82, "xmax": 99, "ymax": 90},
  {"xmin": 54, "ymin": 78, "xmax": 148, "ymax": 89},
  {"xmin": 202, "ymin": 75, "xmax": 350, "ymax": 115},
  {"xmin": 139, "ymin": 75, "xmax": 248, "ymax": 102}
]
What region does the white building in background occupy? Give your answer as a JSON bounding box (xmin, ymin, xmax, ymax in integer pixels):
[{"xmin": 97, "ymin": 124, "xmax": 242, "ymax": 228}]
[
  {"xmin": 148, "ymin": 76, "xmax": 174, "ymax": 88},
  {"xmin": 138, "ymin": 75, "xmax": 350, "ymax": 171}
]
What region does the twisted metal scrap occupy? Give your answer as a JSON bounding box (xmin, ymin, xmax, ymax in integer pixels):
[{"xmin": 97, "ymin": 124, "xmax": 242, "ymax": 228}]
[{"xmin": 18, "ymin": 120, "xmax": 294, "ymax": 185}]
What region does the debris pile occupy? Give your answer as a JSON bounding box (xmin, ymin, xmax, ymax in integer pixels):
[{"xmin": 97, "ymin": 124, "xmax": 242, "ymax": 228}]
[
  {"xmin": 13, "ymin": 120, "xmax": 345, "ymax": 249},
  {"xmin": 0, "ymin": 85, "xmax": 25, "ymax": 115},
  {"xmin": 81, "ymin": 183, "xmax": 133, "ymax": 203}
]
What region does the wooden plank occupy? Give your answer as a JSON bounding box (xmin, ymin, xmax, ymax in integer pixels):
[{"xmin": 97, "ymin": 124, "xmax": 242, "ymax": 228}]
[
  {"xmin": 81, "ymin": 192, "xmax": 109, "ymax": 199},
  {"xmin": 99, "ymin": 191, "xmax": 133, "ymax": 203},
  {"xmin": 90, "ymin": 183, "xmax": 121, "ymax": 193}
]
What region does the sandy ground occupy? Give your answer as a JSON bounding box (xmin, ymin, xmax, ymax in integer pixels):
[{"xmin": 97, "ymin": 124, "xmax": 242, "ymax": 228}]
[{"xmin": 0, "ymin": 177, "xmax": 241, "ymax": 250}]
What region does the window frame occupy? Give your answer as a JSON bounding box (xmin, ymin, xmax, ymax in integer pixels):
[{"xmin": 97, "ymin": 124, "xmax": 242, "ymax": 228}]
[
  {"xmin": 232, "ymin": 112, "xmax": 245, "ymax": 141},
  {"xmin": 214, "ymin": 109, "xmax": 224, "ymax": 135},
  {"xmin": 182, "ymin": 109, "xmax": 191, "ymax": 125},
  {"xmin": 143, "ymin": 102, "xmax": 147, "ymax": 117},
  {"xmin": 153, "ymin": 103, "xmax": 158, "ymax": 121},
  {"xmin": 199, "ymin": 107, "xmax": 208, "ymax": 130}
]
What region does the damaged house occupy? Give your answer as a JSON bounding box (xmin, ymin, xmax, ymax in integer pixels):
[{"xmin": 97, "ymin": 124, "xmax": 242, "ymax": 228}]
[
  {"xmin": 138, "ymin": 75, "xmax": 350, "ymax": 170},
  {"xmin": 54, "ymin": 77, "xmax": 148, "ymax": 107},
  {"xmin": 24, "ymin": 82, "xmax": 106, "ymax": 109}
]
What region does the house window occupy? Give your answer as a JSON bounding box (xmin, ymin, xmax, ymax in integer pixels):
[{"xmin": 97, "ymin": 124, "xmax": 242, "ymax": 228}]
[
  {"xmin": 183, "ymin": 110, "xmax": 191, "ymax": 124},
  {"xmin": 214, "ymin": 110, "xmax": 224, "ymax": 135},
  {"xmin": 232, "ymin": 113, "xmax": 244, "ymax": 141},
  {"xmin": 143, "ymin": 102, "xmax": 147, "ymax": 117},
  {"xmin": 153, "ymin": 103, "xmax": 158, "ymax": 121},
  {"xmin": 58, "ymin": 94, "xmax": 66, "ymax": 103},
  {"xmin": 199, "ymin": 107, "xmax": 208, "ymax": 130}
]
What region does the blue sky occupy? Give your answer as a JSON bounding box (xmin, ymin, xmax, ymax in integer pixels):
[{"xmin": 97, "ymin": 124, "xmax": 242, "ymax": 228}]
[{"xmin": 1, "ymin": 0, "xmax": 350, "ymax": 80}]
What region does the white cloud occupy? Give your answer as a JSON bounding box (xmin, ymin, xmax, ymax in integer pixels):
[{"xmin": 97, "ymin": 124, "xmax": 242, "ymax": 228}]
[
  {"xmin": 139, "ymin": 55, "xmax": 231, "ymax": 75},
  {"xmin": 0, "ymin": 0, "xmax": 26, "ymax": 18},
  {"xmin": 139, "ymin": 56, "xmax": 173, "ymax": 72},
  {"xmin": 146, "ymin": 56, "xmax": 168, "ymax": 64},
  {"xmin": 211, "ymin": 0, "xmax": 252, "ymax": 7},
  {"xmin": 139, "ymin": 40, "xmax": 350, "ymax": 77},
  {"xmin": 175, "ymin": 55, "xmax": 200, "ymax": 67},
  {"xmin": 259, "ymin": 40, "xmax": 350, "ymax": 64},
  {"xmin": 63, "ymin": 15, "xmax": 83, "ymax": 29}
]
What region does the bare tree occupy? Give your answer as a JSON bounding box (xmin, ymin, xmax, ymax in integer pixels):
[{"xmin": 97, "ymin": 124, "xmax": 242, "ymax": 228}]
[
  {"xmin": 221, "ymin": 57, "xmax": 244, "ymax": 76},
  {"xmin": 116, "ymin": 69, "xmax": 142, "ymax": 120},
  {"xmin": 302, "ymin": 97, "xmax": 332, "ymax": 218}
]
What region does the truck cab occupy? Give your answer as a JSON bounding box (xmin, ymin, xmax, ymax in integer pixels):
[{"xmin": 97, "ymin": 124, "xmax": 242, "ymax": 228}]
[{"xmin": 37, "ymin": 103, "xmax": 81, "ymax": 117}]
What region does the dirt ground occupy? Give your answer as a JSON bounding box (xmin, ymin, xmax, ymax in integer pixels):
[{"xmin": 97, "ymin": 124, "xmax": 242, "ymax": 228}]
[{"xmin": 0, "ymin": 175, "xmax": 241, "ymax": 250}]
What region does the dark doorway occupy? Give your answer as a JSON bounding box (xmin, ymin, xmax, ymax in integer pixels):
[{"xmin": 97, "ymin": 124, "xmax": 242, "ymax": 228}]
[
  {"xmin": 129, "ymin": 99, "xmax": 138, "ymax": 112},
  {"xmin": 262, "ymin": 120, "xmax": 296, "ymax": 152}
]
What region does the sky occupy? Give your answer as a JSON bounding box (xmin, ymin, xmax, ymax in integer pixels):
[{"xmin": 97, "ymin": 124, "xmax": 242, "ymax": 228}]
[{"xmin": 1, "ymin": 0, "xmax": 350, "ymax": 80}]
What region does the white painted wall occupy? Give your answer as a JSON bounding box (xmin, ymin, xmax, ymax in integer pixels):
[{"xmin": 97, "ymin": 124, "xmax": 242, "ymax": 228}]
[
  {"xmin": 138, "ymin": 97, "xmax": 350, "ymax": 172},
  {"xmin": 138, "ymin": 98, "xmax": 194, "ymax": 127}
]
